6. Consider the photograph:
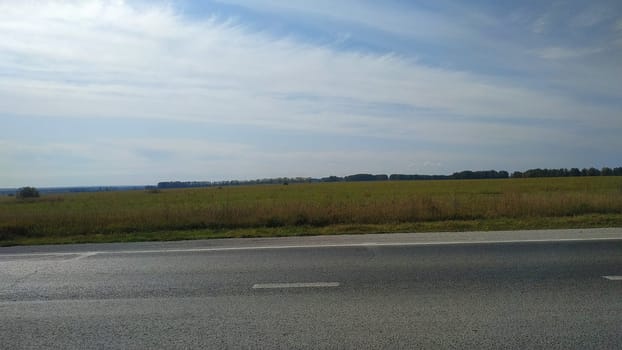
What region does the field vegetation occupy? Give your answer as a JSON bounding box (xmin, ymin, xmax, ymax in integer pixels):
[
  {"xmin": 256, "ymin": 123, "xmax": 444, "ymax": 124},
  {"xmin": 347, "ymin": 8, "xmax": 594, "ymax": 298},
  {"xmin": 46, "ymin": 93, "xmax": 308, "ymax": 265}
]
[{"xmin": 1, "ymin": 177, "xmax": 622, "ymax": 245}]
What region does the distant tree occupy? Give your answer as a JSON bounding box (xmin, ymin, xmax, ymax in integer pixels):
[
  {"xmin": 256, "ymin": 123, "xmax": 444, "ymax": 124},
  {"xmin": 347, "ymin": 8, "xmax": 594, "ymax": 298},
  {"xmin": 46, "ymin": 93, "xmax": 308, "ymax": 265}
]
[
  {"xmin": 586, "ymin": 167, "xmax": 601, "ymax": 177},
  {"xmin": 375, "ymin": 174, "xmax": 389, "ymax": 181},
  {"xmin": 452, "ymin": 170, "xmax": 508, "ymax": 180},
  {"xmin": 389, "ymin": 174, "xmax": 451, "ymax": 180},
  {"xmin": 522, "ymin": 168, "xmax": 541, "ymax": 178},
  {"xmin": 343, "ymin": 174, "xmax": 388, "ymax": 181},
  {"xmin": 16, "ymin": 186, "xmax": 40, "ymax": 199},
  {"xmin": 601, "ymin": 167, "xmax": 613, "ymax": 176},
  {"xmin": 511, "ymin": 171, "xmax": 523, "ymax": 178},
  {"xmin": 320, "ymin": 176, "xmax": 342, "ymax": 182}
]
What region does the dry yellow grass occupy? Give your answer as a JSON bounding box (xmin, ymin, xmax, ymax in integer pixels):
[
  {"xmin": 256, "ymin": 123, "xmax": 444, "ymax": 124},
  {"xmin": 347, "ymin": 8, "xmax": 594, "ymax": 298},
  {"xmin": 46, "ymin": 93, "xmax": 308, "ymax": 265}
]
[{"xmin": 1, "ymin": 177, "xmax": 622, "ymax": 244}]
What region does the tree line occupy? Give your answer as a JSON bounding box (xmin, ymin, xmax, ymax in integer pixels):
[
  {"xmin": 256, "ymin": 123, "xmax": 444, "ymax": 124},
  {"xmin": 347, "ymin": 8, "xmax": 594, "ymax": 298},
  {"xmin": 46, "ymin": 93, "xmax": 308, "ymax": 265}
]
[
  {"xmin": 157, "ymin": 177, "xmax": 315, "ymax": 189},
  {"xmin": 390, "ymin": 170, "xmax": 509, "ymax": 181},
  {"xmin": 13, "ymin": 166, "xmax": 619, "ymax": 197},
  {"xmin": 511, "ymin": 167, "xmax": 622, "ymax": 178},
  {"xmin": 156, "ymin": 167, "xmax": 621, "ymax": 189}
]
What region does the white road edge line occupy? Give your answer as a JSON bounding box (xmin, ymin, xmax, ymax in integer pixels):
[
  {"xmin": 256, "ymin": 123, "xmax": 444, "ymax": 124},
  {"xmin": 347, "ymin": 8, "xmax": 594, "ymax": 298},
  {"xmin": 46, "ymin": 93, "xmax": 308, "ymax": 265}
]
[
  {"xmin": 2, "ymin": 237, "xmax": 621, "ymax": 258},
  {"xmin": 252, "ymin": 282, "xmax": 340, "ymax": 289},
  {"xmin": 72, "ymin": 252, "xmax": 98, "ymax": 261},
  {"xmin": 602, "ymin": 276, "xmax": 622, "ymax": 280}
]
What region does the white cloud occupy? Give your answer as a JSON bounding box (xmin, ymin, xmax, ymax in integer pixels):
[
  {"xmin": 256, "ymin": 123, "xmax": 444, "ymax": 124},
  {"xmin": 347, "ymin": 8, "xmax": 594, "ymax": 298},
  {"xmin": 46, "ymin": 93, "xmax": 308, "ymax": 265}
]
[
  {"xmin": 0, "ymin": 0, "xmax": 615, "ymax": 132},
  {"xmin": 535, "ymin": 46, "xmax": 603, "ymax": 60},
  {"xmin": 1, "ymin": 1, "xmax": 621, "ymax": 186},
  {"xmin": 212, "ymin": 0, "xmax": 471, "ymax": 40}
]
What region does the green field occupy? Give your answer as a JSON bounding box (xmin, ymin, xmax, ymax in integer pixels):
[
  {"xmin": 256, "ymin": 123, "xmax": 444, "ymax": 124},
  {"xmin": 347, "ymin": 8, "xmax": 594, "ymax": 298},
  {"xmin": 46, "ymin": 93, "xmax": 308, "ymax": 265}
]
[{"xmin": 2, "ymin": 177, "xmax": 622, "ymax": 246}]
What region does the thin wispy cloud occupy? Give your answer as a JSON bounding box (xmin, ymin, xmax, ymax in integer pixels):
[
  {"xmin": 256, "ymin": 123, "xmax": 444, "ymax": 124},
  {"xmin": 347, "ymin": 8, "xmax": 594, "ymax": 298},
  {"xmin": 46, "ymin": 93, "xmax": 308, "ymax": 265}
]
[
  {"xmin": 1, "ymin": 0, "xmax": 621, "ymax": 186},
  {"xmin": 535, "ymin": 46, "xmax": 603, "ymax": 60}
]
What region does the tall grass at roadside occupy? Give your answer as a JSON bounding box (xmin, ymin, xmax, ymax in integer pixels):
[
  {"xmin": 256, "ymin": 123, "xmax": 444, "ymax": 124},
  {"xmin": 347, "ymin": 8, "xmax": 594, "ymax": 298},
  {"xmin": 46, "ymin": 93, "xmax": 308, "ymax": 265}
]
[{"xmin": 1, "ymin": 177, "xmax": 622, "ymax": 241}]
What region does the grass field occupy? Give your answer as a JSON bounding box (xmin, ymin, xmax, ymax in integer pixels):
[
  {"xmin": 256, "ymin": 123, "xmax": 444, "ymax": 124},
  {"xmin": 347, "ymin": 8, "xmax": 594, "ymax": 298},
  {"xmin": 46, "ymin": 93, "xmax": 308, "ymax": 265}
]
[{"xmin": 1, "ymin": 177, "xmax": 622, "ymax": 246}]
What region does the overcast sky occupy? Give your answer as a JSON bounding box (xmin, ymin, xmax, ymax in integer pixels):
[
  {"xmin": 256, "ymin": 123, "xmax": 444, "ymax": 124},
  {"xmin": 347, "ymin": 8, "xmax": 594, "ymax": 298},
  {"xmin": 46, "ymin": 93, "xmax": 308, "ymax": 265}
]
[{"xmin": 1, "ymin": 0, "xmax": 621, "ymax": 187}]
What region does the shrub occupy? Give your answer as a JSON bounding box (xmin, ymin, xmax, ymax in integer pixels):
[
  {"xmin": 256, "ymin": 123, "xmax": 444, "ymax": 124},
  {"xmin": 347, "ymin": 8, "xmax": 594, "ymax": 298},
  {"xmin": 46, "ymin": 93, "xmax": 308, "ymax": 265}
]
[{"xmin": 16, "ymin": 186, "xmax": 40, "ymax": 199}]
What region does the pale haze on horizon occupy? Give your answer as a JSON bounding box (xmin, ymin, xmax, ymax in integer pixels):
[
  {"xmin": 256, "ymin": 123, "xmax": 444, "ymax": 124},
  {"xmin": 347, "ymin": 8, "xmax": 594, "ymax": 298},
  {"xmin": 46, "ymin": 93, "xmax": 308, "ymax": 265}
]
[{"xmin": 1, "ymin": 0, "xmax": 621, "ymax": 187}]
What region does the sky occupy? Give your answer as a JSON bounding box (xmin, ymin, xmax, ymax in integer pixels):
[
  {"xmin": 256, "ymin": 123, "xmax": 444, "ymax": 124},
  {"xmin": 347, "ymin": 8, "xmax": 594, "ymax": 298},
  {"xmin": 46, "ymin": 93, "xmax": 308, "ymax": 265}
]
[{"xmin": 1, "ymin": 0, "xmax": 621, "ymax": 187}]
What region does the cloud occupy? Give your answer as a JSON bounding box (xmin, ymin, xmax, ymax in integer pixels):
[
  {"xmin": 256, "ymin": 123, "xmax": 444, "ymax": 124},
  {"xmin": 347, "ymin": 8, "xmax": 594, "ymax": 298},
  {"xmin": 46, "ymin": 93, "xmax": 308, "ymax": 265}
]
[
  {"xmin": 0, "ymin": 1, "xmax": 621, "ymax": 186},
  {"xmin": 535, "ymin": 46, "xmax": 603, "ymax": 60},
  {"xmin": 211, "ymin": 0, "xmax": 472, "ymax": 41},
  {"xmin": 1, "ymin": 1, "xmax": 615, "ymax": 130}
]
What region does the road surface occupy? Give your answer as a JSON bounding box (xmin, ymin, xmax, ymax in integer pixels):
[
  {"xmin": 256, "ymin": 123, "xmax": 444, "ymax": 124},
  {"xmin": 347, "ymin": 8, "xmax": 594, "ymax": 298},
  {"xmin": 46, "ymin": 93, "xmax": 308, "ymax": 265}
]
[{"xmin": 1, "ymin": 228, "xmax": 622, "ymax": 349}]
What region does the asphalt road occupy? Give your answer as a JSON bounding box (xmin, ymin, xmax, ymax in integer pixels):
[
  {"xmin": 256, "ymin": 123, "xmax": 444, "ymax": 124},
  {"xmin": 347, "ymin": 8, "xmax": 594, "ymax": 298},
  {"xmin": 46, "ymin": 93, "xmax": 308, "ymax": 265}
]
[{"xmin": 1, "ymin": 229, "xmax": 622, "ymax": 349}]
